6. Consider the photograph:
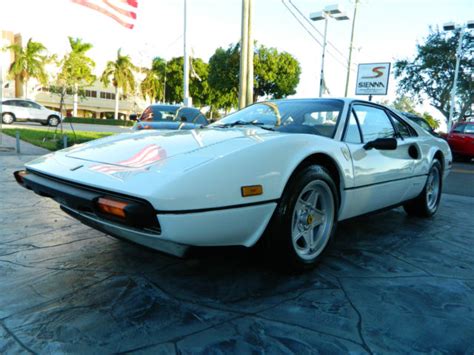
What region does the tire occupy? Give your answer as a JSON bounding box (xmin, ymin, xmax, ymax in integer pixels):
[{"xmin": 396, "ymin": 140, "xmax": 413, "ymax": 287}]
[
  {"xmin": 403, "ymin": 159, "xmax": 442, "ymax": 217},
  {"xmin": 2, "ymin": 113, "xmax": 15, "ymax": 124},
  {"xmin": 263, "ymin": 165, "xmax": 338, "ymax": 270},
  {"xmin": 40, "ymin": 122, "xmax": 48, "ymax": 126},
  {"xmin": 47, "ymin": 116, "xmax": 60, "ymax": 127}
]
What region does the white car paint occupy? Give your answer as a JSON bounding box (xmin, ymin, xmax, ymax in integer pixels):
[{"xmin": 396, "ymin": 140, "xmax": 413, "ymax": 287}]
[{"xmin": 19, "ymin": 98, "xmax": 452, "ymax": 255}]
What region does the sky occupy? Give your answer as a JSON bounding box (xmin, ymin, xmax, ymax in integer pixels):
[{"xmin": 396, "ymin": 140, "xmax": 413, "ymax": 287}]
[{"xmin": 0, "ymin": 0, "xmax": 472, "ymax": 125}]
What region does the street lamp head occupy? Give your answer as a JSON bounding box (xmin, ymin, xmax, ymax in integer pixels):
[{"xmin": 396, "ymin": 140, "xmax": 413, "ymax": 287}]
[
  {"xmin": 334, "ymin": 12, "xmax": 350, "ymax": 21},
  {"xmin": 324, "ymin": 4, "xmax": 343, "ymax": 15},
  {"xmin": 310, "ymin": 11, "xmax": 326, "ymax": 21},
  {"xmin": 443, "ymin": 22, "xmax": 456, "ymax": 31}
]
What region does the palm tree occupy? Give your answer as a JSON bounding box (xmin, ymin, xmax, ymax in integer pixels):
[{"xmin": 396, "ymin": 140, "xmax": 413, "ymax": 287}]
[
  {"xmin": 6, "ymin": 38, "xmax": 48, "ymax": 98},
  {"xmin": 101, "ymin": 49, "xmax": 136, "ymax": 120},
  {"xmin": 140, "ymin": 57, "xmax": 166, "ymax": 104},
  {"xmin": 63, "ymin": 37, "xmax": 96, "ymax": 116}
]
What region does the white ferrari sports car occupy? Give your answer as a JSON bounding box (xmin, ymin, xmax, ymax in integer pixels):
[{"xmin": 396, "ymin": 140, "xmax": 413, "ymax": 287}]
[{"xmin": 14, "ymin": 99, "xmax": 452, "ymax": 269}]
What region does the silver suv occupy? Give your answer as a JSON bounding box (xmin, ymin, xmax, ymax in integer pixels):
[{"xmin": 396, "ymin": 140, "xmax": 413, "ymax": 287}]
[{"xmin": 1, "ymin": 98, "xmax": 63, "ymax": 126}]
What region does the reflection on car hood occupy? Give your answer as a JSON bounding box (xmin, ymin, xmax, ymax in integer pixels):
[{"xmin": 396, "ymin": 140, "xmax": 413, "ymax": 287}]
[
  {"xmin": 133, "ymin": 121, "xmax": 201, "ymax": 131},
  {"xmin": 65, "ymin": 127, "xmax": 277, "ymax": 167}
]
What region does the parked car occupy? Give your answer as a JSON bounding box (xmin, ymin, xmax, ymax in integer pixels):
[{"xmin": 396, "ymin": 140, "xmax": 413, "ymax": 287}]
[
  {"xmin": 1, "ymin": 98, "xmax": 63, "ymax": 126},
  {"xmin": 446, "ymin": 122, "xmax": 474, "ymax": 162},
  {"xmin": 400, "ymin": 112, "xmax": 441, "ymax": 138},
  {"xmin": 14, "ymin": 98, "xmax": 452, "ymax": 270},
  {"xmin": 132, "ymin": 104, "xmax": 208, "ymax": 131}
]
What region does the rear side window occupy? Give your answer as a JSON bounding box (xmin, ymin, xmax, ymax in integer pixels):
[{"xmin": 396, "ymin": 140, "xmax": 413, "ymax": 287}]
[
  {"xmin": 353, "ymin": 105, "xmax": 395, "ymax": 142},
  {"xmin": 193, "ymin": 114, "xmax": 208, "ymax": 125},
  {"xmin": 2, "ymin": 100, "xmax": 17, "ymax": 106},
  {"xmin": 453, "ymin": 124, "xmax": 466, "ymax": 133},
  {"xmin": 464, "ymin": 125, "xmax": 474, "ymax": 134},
  {"xmin": 344, "ymin": 111, "xmax": 362, "ymax": 144},
  {"xmin": 389, "ymin": 113, "xmax": 416, "ymax": 137}
]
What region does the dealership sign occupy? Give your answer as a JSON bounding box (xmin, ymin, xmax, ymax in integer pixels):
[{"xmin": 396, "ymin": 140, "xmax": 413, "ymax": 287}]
[{"xmin": 356, "ymin": 63, "xmax": 391, "ymax": 95}]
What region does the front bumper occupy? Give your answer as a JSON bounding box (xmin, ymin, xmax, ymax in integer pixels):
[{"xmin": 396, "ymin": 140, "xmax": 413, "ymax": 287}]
[{"xmin": 14, "ymin": 169, "xmax": 277, "ymax": 254}]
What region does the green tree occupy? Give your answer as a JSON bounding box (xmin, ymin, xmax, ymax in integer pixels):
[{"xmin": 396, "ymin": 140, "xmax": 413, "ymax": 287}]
[
  {"xmin": 101, "ymin": 49, "xmax": 137, "ymax": 120},
  {"xmin": 140, "ymin": 57, "xmax": 166, "ymax": 104},
  {"xmin": 164, "ymin": 56, "xmax": 211, "ymax": 107},
  {"xmin": 208, "ymin": 45, "xmax": 240, "ymax": 111},
  {"xmin": 208, "ymin": 42, "xmax": 301, "ymax": 110},
  {"xmin": 254, "ymin": 44, "xmax": 301, "ymax": 100},
  {"xmin": 5, "ymin": 38, "xmax": 49, "ymax": 98},
  {"xmin": 59, "ymin": 37, "xmax": 96, "ymax": 116},
  {"xmin": 391, "ymin": 95, "xmax": 439, "ymax": 129},
  {"xmin": 394, "ymin": 28, "xmax": 473, "ymax": 124}
]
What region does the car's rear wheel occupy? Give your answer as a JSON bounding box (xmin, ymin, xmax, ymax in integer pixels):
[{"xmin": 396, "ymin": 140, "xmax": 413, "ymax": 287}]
[
  {"xmin": 264, "ymin": 165, "xmax": 338, "ymax": 270},
  {"xmin": 403, "ymin": 159, "xmax": 442, "ymax": 217},
  {"xmin": 2, "ymin": 113, "xmax": 15, "ymax": 124},
  {"xmin": 47, "ymin": 116, "xmax": 60, "ymax": 127}
]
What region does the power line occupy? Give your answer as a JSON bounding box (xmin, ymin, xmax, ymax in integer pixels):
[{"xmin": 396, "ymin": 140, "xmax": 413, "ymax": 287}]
[
  {"xmin": 288, "ymin": 0, "xmax": 346, "ymax": 59},
  {"xmin": 281, "ymin": 0, "xmax": 357, "ymax": 72}
]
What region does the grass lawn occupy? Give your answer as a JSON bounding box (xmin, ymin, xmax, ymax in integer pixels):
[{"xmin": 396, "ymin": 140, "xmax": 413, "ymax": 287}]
[
  {"xmin": 1, "ymin": 128, "xmax": 113, "ymax": 151},
  {"xmin": 64, "ymin": 117, "xmax": 135, "ymax": 127}
]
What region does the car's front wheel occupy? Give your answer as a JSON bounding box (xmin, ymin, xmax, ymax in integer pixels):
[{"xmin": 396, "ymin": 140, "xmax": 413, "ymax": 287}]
[
  {"xmin": 47, "ymin": 116, "xmax": 60, "ymax": 127},
  {"xmin": 264, "ymin": 165, "xmax": 338, "ymax": 270},
  {"xmin": 403, "ymin": 159, "xmax": 442, "ymax": 217},
  {"xmin": 2, "ymin": 113, "xmax": 15, "ymax": 124}
]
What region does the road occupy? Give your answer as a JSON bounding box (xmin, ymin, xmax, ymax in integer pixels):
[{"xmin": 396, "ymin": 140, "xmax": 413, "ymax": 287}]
[
  {"xmin": 4, "ymin": 121, "xmax": 130, "ymax": 133},
  {"xmin": 444, "ymin": 161, "xmax": 474, "ymax": 197}
]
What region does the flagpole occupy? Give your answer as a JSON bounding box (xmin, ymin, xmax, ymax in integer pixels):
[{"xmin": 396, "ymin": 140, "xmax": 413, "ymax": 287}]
[{"xmin": 183, "ymin": 0, "xmax": 191, "ymax": 107}]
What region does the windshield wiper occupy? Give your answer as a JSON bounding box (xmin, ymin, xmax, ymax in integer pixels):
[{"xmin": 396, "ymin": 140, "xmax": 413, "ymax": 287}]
[{"xmin": 214, "ymin": 120, "xmax": 275, "ymax": 130}]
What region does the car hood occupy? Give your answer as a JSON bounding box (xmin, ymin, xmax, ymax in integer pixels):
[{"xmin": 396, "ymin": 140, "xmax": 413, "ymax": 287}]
[{"xmin": 64, "ymin": 127, "xmax": 276, "ymax": 167}]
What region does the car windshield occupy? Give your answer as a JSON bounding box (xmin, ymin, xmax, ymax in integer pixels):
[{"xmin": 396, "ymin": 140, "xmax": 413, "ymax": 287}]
[
  {"xmin": 139, "ymin": 106, "xmax": 179, "ymax": 122},
  {"xmin": 464, "ymin": 125, "xmax": 474, "ymax": 134},
  {"xmin": 212, "ymin": 99, "xmax": 344, "ymax": 138}
]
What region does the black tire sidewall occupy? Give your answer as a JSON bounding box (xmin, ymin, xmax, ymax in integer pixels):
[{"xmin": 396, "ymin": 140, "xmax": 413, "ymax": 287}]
[{"xmin": 268, "ymin": 165, "xmax": 338, "ymax": 269}]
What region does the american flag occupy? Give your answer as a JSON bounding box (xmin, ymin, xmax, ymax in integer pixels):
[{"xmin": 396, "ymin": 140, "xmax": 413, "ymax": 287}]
[
  {"xmin": 71, "ymin": 0, "xmax": 138, "ymax": 29},
  {"xmin": 90, "ymin": 144, "xmax": 168, "ymax": 176}
]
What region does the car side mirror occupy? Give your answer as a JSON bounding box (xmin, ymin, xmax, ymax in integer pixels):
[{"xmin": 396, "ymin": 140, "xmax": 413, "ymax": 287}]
[
  {"xmin": 363, "ymin": 137, "xmax": 397, "ymax": 150},
  {"xmin": 129, "ymin": 114, "xmax": 138, "ymax": 121}
]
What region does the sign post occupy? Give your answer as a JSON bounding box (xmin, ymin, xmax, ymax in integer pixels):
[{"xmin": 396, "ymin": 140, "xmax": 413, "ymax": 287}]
[{"xmin": 355, "ymin": 62, "xmax": 391, "ymax": 99}]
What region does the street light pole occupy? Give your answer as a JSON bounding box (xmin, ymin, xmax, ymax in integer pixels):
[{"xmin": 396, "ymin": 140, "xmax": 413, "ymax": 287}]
[
  {"xmin": 310, "ymin": 4, "xmax": 349, "ymax": 98},
  {"xmin": 319, "ymin": 16, "xmax": 328, "ymax": 97},
  {"xmin": 447, "ymin": 29, "xmax": 464, "ymax": 132}
]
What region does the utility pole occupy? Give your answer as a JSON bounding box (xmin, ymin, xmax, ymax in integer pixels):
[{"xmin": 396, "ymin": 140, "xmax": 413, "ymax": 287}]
[
  {"xmin": 246, "ymin": 0, "xmax": 254, "ymax": 106},
  {"xmin": 239, "ymin": 0, "xmax": 249, "ymax": 109},
  {"xmin": 183, "ymin": 0, "xmax": 191, "ymax": 107},
  {"xmin": 344, "ymin": 0, "xmax": 359, "ymax": 97}
]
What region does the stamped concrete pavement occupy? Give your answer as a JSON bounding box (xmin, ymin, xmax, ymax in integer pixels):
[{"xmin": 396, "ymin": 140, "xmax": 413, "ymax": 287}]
[{"xmin": 1, "ymin": 150, "xmax": 473, "ymax": 353}]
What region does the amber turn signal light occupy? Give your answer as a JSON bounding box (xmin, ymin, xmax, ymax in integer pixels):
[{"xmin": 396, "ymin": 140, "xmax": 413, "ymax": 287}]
[
  {"xmin": 97, "ymin": 197, "xmax": 128, "ymax": 219},
  {"xmin": 241, "ymin": 185, "xmax": 263, "ymax": 197},
  {"xmin": 14, "ymin": 170, "xmax": 28, "ymax": 184}
]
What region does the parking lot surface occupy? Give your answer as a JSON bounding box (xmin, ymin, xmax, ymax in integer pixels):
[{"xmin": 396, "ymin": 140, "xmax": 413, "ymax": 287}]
[{"xmin": 1, "ymin": 152, "xmax": 473, "ymax": 353}]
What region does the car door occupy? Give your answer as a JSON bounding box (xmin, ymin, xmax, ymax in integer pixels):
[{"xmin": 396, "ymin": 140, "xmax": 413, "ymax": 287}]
[
  {"xmin": 342, "ymin": 104, "xmax": 416, "ymax": 217},
  {"xmin": 22, "ymin": 101, "xmax": 46, "ymax": 121},
  {"xmin": 448, "ymin": 124, "xmax": 466, "ymax": 153},
  {"xmin": 9, "ymin": 100, "xmax": 29, "ymax": 119}
]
